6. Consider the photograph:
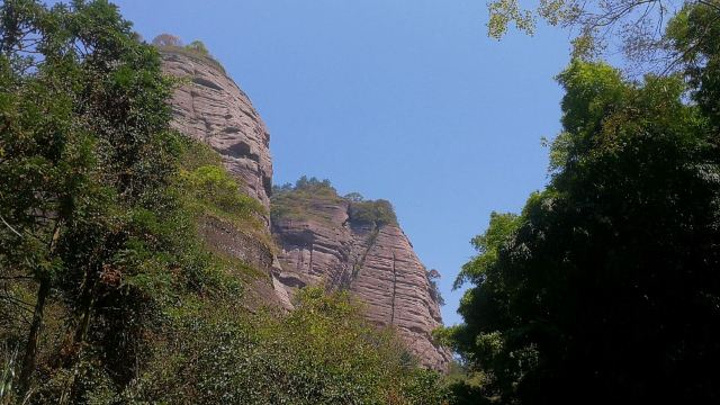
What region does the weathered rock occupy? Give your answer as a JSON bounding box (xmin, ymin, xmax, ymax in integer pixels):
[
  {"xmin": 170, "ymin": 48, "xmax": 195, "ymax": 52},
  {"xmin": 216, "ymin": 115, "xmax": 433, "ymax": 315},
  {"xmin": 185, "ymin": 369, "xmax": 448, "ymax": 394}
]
[
  {"xmin": 161, "ymin": 50, "xmax": 273, "ymax": 222},
  {"xmin": 161, "ymin": 49, "xmax": 289, "ymax": 311},
  {"xmin": 272, "ymin": 189, "xmax": 452, "ymax": 370},
  {"xmin": 349, "ymin": 224, "xmax": 450, "ymax": 370},
  {"xmin": 200, "ymin": 216, "xmax": 292, "ymax": 311},
  {"xmin": 161, "ymin": 49, "xmax": 450, "ymax": 369}
]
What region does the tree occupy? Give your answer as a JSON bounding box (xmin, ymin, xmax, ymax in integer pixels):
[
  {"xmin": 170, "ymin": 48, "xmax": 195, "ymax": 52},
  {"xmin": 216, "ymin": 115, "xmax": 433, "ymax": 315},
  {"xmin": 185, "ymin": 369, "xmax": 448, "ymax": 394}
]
[
  {"xmin": 151, "ymin": 32, "xmax": 182, "ymax": 47},
  {"xmin": 186, "ymin": 39, "xmax": 210, "ymax": 56},
  {"xmin": 447, "ymin": 4, "xmax": 720, "ymax": 402},
  {"xmin": 667, "ymin": 1, "xmax": 720, "ymax": 130},
  {"xmin": 487, "ymin": 0, "xmax": 720, "ymax": 69},
  {"xmin": 344, "ymin": 192, "xmax": 365, "ymax": 202},
  {"xmin": 0, "ymin": 0, "xmax": 175, "ymax": 396},
  {"xmin": 126, "ymin": 287, "xmax": 449, "ymax": 404}
]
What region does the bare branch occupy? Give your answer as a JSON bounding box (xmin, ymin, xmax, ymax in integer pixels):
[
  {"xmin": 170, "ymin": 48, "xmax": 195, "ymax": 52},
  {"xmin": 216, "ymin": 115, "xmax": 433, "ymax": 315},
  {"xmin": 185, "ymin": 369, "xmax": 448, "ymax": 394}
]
[{"xmin": 0, "ymin": 214, "xmax": 23, "ymax": 238}]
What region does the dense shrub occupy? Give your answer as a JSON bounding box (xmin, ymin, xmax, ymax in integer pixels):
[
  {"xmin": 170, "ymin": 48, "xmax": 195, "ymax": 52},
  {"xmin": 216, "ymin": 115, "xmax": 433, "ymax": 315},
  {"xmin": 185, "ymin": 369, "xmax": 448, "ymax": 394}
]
[
  {"xmin": 272, "ymin": 176, "xmax": 399, "ymax": 228},
  {"xmin": 124, "ymin": 288, "xmax": 449, "ymax": 405},
  {"xmin": 348, "ymin": 199, "xmax": 398, "ymax": 227}
]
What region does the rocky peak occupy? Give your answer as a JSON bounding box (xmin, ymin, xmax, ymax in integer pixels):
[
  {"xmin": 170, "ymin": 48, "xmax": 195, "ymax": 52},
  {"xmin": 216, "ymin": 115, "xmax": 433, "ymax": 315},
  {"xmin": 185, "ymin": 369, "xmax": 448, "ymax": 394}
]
[
  {"xmin": 160, "ymin": 48, "xmax": 273, "ymax": 223},
  {"xmin": 271, "ymin": 179, "xmax": 452, "ymax": 370},
  {"xmin": 160, "ymin": 47, "xmax": 291, "ymax": 310}
]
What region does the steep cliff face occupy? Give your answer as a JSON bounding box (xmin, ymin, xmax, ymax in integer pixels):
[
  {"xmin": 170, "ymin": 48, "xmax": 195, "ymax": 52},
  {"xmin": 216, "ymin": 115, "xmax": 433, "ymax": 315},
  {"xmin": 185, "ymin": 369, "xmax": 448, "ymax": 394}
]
[
  {"xmin": 272, "ymin": 183, "xmax": 452, "ymax": 370},
  {"xmin": 161, "ymin": 49, "xmax": 291, "ymax": 310},
  {"xmin": 161, "ymin": 49, "xmax": 449, "ymax": 370},
  {"xmin": 161, "ymin": 50, "xmax": 273, "ymax": 219}
]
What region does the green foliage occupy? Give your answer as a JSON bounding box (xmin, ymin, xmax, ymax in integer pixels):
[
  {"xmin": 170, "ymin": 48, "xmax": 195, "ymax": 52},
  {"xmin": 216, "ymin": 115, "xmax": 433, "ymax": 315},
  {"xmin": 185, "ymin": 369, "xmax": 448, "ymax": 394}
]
[
  {"xmin": 180, "ymin": 163, "xmax": 265, "ymax": 228},
  {"xmin": 294, "ymin": 175, "xmax": 335, "ymax": 191},
  {"xmin": 272, "ymin": 177, "xmax": 400, "ymax": 228},
  {"xmin": 123, "ymin": 288, "xmax": 448, "ymax": 405},
  {"xmin": 151, "ymin": 33, "xmax": 182, "ymax": 47},
  {"xmin": 453, "ymin": 212, "xmax": 520, "ymax": 290},
  {"xmin": 0, "ymin": 0, "xmax": 181, "ymax": 397},
  {"xmin": 448, "ymin": 7, "xmax": 720, "ymax": 402},
  {"xmin": 175, "ymin": 139, "xmax": 269, "ymax": 249},
  {"xmin": 0, "ymin": 5, "xmax": 445, "ymax": 405},
  {"xmin": 271, "ymin": 176, "xmax": 344, "ymax": 224},
  {"xmin": 667, "ymin": 1, "xmax": 720, "ymax": 132},
  {"xmin": 348, "ymin": 199, "xmax": 398, "ymax": 227},
  {"xmin": 487, "ymin": 0, "xmax": 536, "ymax": 38},
  {"xmin": 151, "ymin": 34, "xmax": 225, "ymax": 73},
  {"xmin": 186, "ymin": 40, "xmax": 210, "ymax": 56},
  {"xmin": 485, "ymin": 0, "xmax": 720, "ymax": 67},
  {"xmin": 344, "ymin": 192, "xmax": 365, "ymax": 202}
]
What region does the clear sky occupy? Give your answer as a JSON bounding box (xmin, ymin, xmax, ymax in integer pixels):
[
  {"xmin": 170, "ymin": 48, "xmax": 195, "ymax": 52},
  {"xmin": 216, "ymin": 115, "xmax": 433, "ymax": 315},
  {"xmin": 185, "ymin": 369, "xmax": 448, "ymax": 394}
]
[{"xmin": 110, "ymin": 0, "xmax": 573, "ymax": 326}]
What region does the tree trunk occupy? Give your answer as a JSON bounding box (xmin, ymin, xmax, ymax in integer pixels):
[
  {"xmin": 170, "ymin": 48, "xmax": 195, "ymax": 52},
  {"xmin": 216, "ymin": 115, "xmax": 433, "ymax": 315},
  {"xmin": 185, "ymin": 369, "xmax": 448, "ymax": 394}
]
[
  {"xmin": 60, "ymin": 269, "xmax": 99, "ymax": 403},
  {"xmin": 71, "ymin": 285, "xmax": 96, "ymax": 357},
  {"xmin": 17, "ymin": 278, "xmax": 50, "ymax": 397}
]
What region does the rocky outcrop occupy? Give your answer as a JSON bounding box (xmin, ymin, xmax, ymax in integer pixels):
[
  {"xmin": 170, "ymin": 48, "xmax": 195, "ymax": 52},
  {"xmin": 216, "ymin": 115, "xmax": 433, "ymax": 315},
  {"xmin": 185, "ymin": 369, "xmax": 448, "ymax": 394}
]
[
  {"xmin": 272, "ymin": 187, "xmax": 452, "ymax": 370},
  {"xmin": 349, "ymin": 224, "xmax": 451, "ymax": 369},
  {"xmin": 161, "ymin": 50, "xmax": 273, "ymax": 222},
  {"xmin": 161, "ymin": 49, "xmax": 290, "ymax": 310},
  {"xmin": 161, "ymin": 48, "xmax": 450, "ymax": 370},
  {"xmin": 199, "ymin": 215, "xmax": 292, "ymax": 311}
]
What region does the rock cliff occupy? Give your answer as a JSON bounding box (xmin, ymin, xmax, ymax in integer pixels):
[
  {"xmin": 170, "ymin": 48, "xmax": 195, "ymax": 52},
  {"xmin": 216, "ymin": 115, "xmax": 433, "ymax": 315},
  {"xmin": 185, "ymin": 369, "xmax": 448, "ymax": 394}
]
[
  {"xmin": 161, "ymin": 48, "xmax": 449, "ymax": 370},
  {"xmin": 161, "ymin": 49, "xmax": 273, "ymax": 221},
  {"xmin": 160, "ymin": 48, "xmax": 291, "ymax": 310},
  {"xmin": 272, "ymin": 181, "xmax": 452, "ymax": 370}
]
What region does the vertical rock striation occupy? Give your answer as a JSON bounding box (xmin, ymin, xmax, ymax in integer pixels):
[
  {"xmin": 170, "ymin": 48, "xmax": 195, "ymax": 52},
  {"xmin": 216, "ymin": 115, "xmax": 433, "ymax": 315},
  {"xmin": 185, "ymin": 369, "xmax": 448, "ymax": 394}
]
[
  {"xmin": 272, "ymin": 186, "xmax": 452, "ymax": 370},
  {"xmin": 161, "ymin": 48, "xmax": 450, "ymax": 370},
  {"xmin": 348, "ymin": 224, "xmax": 451, "ymax": 370}
]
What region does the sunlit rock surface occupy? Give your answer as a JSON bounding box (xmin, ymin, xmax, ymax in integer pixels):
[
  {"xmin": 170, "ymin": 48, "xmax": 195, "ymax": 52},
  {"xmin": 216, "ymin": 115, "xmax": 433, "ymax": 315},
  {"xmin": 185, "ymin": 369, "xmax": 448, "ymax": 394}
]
[
  {"xmin": 161, "ymin": 49, "xmax": 450, "ymax": 369},
  {"xmin": 161, "ymin": 50, "xmax": 273, "ymax": 221},
  {"xmin": 272, "ymin": 196, "xmax": 452, "ymax": 370}
]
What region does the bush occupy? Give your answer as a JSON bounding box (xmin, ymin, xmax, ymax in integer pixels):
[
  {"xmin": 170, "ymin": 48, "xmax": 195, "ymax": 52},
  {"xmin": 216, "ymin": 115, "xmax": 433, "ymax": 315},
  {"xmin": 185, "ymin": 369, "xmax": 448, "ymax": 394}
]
[
  {"xmin": 348, "ymin": 199, "xmax": 398, "ymax": 227},
  {"xmin": 125, "ymin": 288, "xmax": 449, "ymax": 405},
  {"xmin": 272, "ymin": 177, "xmax": 399, "ymax": 228}
]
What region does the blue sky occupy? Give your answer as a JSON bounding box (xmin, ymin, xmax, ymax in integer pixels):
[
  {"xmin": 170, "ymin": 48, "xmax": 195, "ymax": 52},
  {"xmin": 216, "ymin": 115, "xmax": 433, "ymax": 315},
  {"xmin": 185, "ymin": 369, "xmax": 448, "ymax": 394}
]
[{"xmin": 111, "ymin": 0, "xmax": 572, "ymax": 326}]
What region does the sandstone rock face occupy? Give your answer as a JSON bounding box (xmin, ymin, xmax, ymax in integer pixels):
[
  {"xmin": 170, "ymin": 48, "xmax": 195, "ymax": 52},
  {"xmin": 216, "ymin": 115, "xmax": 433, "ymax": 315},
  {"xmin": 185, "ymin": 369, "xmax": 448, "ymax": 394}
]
[
  {"xmin": 272, "ymin": 189, "xmax": 452, "ymax": 370},
  {"xmin": 161, "ymin": 50, "xmax": 450, "ymax": 369},
  {"xmin": 349, "ymin": 224, "xmax": 451, "ymax": 370},
  {"xmin": 161, "ymin": 50, "xmax": 290, "ymax": 310},
  {"xmin": 199, "ymin": 215, "xmax": 292, "ymax": 311},
  {"xmin": 161, "ymin": 50, "xmax": 273, "ymax": 221}
]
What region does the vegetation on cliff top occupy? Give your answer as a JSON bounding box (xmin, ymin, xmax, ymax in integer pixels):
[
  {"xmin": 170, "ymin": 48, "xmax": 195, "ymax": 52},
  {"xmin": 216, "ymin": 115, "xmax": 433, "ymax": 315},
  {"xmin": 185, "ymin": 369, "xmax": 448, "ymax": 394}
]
[
  {"xmin": 151, "ymin": 33, "xmax": 226, "ymax": 74},
  {"xmin": 272, "ymin": 176, "xmax": 398, "ymax": 227}
]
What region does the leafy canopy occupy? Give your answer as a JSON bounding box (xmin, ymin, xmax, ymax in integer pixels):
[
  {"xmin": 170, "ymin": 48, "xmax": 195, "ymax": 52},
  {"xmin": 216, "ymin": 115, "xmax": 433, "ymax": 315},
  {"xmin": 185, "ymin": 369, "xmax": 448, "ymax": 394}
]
[{"xmin": 445, "ymin": 4, "xmax": 720, "ymax": 403}]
